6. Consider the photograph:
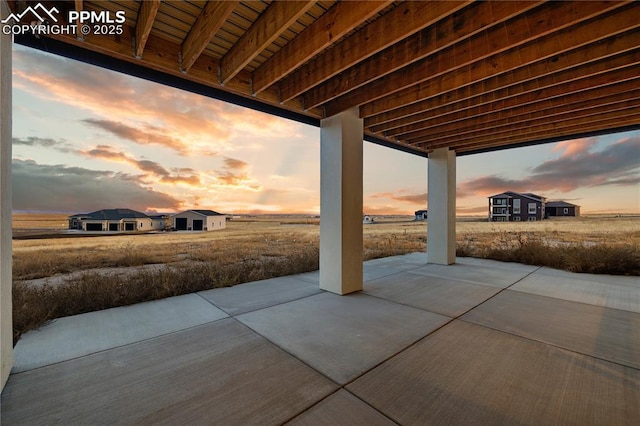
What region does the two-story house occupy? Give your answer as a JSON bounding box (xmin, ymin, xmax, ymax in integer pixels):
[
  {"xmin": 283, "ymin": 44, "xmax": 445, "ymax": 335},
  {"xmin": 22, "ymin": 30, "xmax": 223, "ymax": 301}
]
[{"xmin": 488, "ymin": 192, "xmax": 546, "ymax": 222}]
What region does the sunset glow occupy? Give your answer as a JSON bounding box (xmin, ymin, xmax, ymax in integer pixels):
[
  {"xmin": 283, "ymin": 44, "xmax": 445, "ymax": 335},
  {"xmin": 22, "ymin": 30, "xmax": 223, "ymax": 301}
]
[{"xmin": 12, "ymin": 45, "xmax": 640, "ymax": 216}]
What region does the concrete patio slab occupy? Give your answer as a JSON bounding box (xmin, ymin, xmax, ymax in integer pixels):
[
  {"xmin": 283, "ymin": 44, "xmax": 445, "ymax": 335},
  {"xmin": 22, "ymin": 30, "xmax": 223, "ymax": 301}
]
[
  {"xmin": 536, "ymin": 266, "xmax": 640, "ymax": 286},
  {"xmin": 3, "ymin": 255, "xmax": 638, "ymax": 424},
  {"xmin": 364, "ymin": 252, "xmax": 427, "ymax": 268},
  {"xmin": 1, "ymin": 319, "xmax": 338, "ymax": 425},
  {"xmin": 463, "ymin": 290, "xmax": 640, "ymax": 369},
  {"xmin": 456, "ymin": 256, "xmax": 539, "ymax": 272},
  {"xmin": 294, "ymin": 270, "xmax": 320, "ymax": 284},
  {"xmin": 348, "ymin": 320, "xmax": 640, "ymax": 425},
  {"xmin": 286, "ymin": 390, "xmax": 395, "ymax": 426},
  {"xmin": 237, "ymin": 292, "xmax": 450, "ymax": 384},
  {"xmin": 409, "ymin": 262, "xmax": 535, "ymax": 288},
  {"xmin": 12, "ymin": 293, "xmax": 228, "ymax": 372},
  {"xmin": 363, "ymin": 264, "xmax": 408, "ymax": 282},
  {"xmin": 198, "ymin": 274, "xmax": 322, "ymax": 315},
  {"xmin": 364, "ymin": 271, "xmax": 503, "ymax": 317},
  {"xmin": 512, "ymin": 272, "xmax": 640, "ymax": 313}
]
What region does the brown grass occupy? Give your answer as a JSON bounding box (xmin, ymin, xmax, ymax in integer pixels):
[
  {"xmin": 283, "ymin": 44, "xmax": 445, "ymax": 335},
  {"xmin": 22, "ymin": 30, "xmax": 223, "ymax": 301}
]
[
  {"xmin": 11, "ymin": 214, "xmax": 639, "ymax": 342},
  {"xmin": 13, "ymin": 241, "xmax": 319, "ymax": 344}
]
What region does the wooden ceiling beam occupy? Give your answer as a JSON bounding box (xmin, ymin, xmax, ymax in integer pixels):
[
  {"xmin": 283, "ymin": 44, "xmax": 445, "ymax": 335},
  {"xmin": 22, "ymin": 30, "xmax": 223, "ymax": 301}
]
[
  {"xmin": 33, "ymin": 13, "xmax": 318, "ymax": 120},
  {"xmin": 302, "ymin": 0, "xmax": 540, "ymax": 110},
  {"xmin": 448, "ymin": 114, "xmax": 640, "ymax": 154},
  {"xmin": 405, "ymin": 87, "xmax": 640, "ymax": 143},
  {"xmin": 360, "ymin": 16, "xmax": 640, "ymax": 126},
  {"xmin": 279, "ymin": 0, "xmax": 473, "ymax": 104},
  {"xmin": 251, "ymin": 0, "xmax": 392, "ymax": 95},
  {"xmin": 219, "ymin": 1, "xmax": 315, "ymax": 85},
  {"xmin": 325, "ymin": 1, "xmax": 632, "ymax": 117},
  {"xmin": 180, "ymin": 1, "xmax": 238, "ymax": 73},
  {"xmin": 73, "ymin": 0, "xmax": 83, "ymax": 40},
  {"xmin": 363, "ymin": 26, "xmax": 640, "ymax": 125},
  {"xmin": 419, "ymin": 106, "xmax": 640, "ymax": 150},
  {"xmin": 384, "ymin": 59, "xmax": 640, "ymax": 138},
  {"xmin": 134, "ymin": 0, "xmax": 160, "ymax": 58}
]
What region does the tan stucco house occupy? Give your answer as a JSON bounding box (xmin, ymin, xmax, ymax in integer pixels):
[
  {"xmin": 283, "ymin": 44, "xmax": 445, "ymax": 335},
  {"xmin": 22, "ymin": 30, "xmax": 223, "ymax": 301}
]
[
  {"xmin": 68, "ymin": 208, "xmax": 166, "ymax": 232},
  {"xmin": 171, "ymin": 210, "xmax": 226, "ymax": 231}
]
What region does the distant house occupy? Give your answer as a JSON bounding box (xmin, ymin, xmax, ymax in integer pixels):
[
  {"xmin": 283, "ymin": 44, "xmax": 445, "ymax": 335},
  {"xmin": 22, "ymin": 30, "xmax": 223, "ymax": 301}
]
[
  {"xmin": 545, "ymin": 201, "xmax": 580, "ymax": 217},
  {"xmin": 415, "ymin": 210, "xmax": 428, "ymax": 220},
  {"xmin": 171, "ymin": 210, "xmax": 226, "ymax": 231},
  {"xmin": 488, "ymin": 192, "xmax": 546, "ymax": 222},
  {"xmin": 68, "ymin": 208, "xmax": 165, "ymax": 231},
  {"xmin": 363, "ymin": 215, "xmax": 374, "ymax": 224}
]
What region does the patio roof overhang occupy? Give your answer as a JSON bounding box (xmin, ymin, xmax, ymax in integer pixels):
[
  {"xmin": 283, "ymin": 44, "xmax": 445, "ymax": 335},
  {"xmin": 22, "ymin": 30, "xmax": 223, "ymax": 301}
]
[
  {"xmin": 2, "ymin": 0, "xmax": 640, "ymax": 392},
  {"xmin": 7, "ymin": 0, "xmax": 640, "ymax": 156}
]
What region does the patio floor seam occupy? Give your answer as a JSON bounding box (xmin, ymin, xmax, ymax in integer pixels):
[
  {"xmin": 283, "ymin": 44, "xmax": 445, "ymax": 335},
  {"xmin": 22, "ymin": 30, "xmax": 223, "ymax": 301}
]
[
  {"xmin": 507, "ymin": 285, "xmax": 640, "ymax": 313},
  {"xmin": 9, "ymin": 314, "xmax": 233, "ymax": 375},
  {"xmin": 280, "ymin": 387, "xmax": 401, "ymax": 425},
  {"xmin": 452, "ymin": 265, "xmax": 544, "ymax": 312},
  {"xmin": 458, "ymin": 318, "xmax": 640, "ymax": 372},
  {"xmin": 226, "ymin": 293, "xmax": 454, "ymax": 391},
  {"xmin": 193, "ymin": 286, "xmax": 327, "ymax": 316}
]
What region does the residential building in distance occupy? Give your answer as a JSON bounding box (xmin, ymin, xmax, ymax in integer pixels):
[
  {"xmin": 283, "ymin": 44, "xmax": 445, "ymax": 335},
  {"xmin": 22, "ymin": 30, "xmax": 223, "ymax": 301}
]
[
  {"xmin": 488, "ymin": 192, "xmax": 546, "ymax": 222},
  {"xmin": 171, "ymin": 210, "xmax": 226, "ymax": 231},
  {"xmin": 68, "ymin": 208, "xmax": 166, "ymax": 231},
  {"xmin": 545, "ymin": 201, "xmax": 581, "ymax": 217},
  {"xmin": 414, "ymin": 210, "xmax": 428, "ymax": 220}
]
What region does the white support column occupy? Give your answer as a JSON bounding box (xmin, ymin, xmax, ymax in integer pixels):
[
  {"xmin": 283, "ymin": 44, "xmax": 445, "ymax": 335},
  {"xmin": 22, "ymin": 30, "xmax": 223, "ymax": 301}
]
[
  {"xmin": 427, "ymin": 147, "xmax": 456, "ymax": 265},
  {"xmin": 320, "ymin": 107, "xmax": 363, "ymax": 295},
  {"xmin": 0, "ymin": 0, "xmax": 13, "ymax": 390}
]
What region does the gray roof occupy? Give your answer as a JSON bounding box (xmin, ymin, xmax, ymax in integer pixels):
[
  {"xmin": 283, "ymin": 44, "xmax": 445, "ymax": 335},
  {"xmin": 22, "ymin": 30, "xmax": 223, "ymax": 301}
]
[
  {"xmin": 82, "ymin": 208, "xmax": 150, "ymax": 220},
  {"xmin": 488, "ymin": 191, "xmax": 544, "ymax": 201},
  {"xmin": 178, "ymin": 209, "xmax": 224, "ymax": 216},
  {"xmin": 546, "ymin": 201, "xmax": 580, "ymax": 208}
]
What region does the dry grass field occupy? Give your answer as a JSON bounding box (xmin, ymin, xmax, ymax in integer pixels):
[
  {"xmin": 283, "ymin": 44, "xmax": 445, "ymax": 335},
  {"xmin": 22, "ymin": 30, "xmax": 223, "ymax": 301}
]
[{"xmin": 10, "ymin": 212, "xmax": 640, "ymax": 342}]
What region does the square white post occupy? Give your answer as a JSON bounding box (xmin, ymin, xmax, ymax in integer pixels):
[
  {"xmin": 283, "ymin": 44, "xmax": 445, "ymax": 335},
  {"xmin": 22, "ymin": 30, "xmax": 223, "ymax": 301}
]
[
  {"xmin": 1, "ymin": 0, "xmax": 13, "ymax": 389},
  {"xmin": 427, "ymin": 147, "xmax": 456, "ymax": 265},
  {"xmin": 320, "ymin": 107, "xmax": 363, "ymax": 295}
]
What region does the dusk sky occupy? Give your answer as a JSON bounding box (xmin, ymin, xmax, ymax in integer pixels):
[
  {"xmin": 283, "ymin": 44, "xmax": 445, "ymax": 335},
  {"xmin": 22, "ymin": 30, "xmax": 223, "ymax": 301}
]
[{"xmin": 11, "ymin": 45, "xmax": 640, "ymax": 215}]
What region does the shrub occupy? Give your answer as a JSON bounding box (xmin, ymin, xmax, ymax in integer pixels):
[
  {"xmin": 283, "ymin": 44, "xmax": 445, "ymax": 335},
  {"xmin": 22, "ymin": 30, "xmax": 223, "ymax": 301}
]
[{"xmin": 13, "ymin": 245, "xmax": 320, "ymax": 343}]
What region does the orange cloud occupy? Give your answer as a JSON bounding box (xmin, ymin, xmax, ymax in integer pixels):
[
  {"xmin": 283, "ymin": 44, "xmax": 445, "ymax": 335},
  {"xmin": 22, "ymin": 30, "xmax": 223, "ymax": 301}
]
[
  {"xmin": 80, "ymin": 145, "xmax": 202, "ymax": 186},
  {"xmin": 552, "ymin": 137, "xmax": 599, "ymax": 157},
  {"xmin": 369, "ymin": 191, "xmax": 427, "ymax": 205},
  {"xmin": 210, "ymin": 157, "xmax": 262, "ymax": 191},
  {"xmin": 13, "ymin": 47, "xmax": 299, "ymax": 156},
  {"xmin": 363, "ymin": 205, "xmax": 415, "ymax": 215},
  {"xmin": 81, "ymin": 119, "xmax": 189, "ymax": 154}
]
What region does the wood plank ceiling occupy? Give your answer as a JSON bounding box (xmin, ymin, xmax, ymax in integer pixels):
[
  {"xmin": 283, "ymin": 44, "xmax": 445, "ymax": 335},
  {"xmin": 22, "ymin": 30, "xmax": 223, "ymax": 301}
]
[{"xmin": 8, "ymin": 0, "xmax": 640, "ymax": 156}]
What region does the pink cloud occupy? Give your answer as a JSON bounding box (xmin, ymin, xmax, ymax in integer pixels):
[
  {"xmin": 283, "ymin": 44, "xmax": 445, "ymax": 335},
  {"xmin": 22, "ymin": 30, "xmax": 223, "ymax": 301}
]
[
  {"xmin": 458, "ymin": 135, "xmax": 640, "ymax": 197},
  {"xmin": 369, "ymin": 191, "xmax": 427, "ymax": 205},
  {"xmin": 13, "ymin": 47, "xmax": 300, "ymax": 156},
  {"xmin": 552, "ymin": 137, "xmax": 599, "ymax": 157}
]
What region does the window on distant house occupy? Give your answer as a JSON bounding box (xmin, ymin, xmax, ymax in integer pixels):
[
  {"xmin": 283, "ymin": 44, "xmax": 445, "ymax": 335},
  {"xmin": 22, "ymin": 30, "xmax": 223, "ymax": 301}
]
[
  {"xmin": 528, "ymin": 217, "xmax": 537, "ymax": 221},
  {"xmin": 513, "ymin": 199, "xmax": 521, "ymax": 214},
  {"xmin": 514, "ymin": 216, "xmax": 521, "ymax": 221},
  {"xmin": 564, "ymin": 208, "xmax": 569, "ymax": 214},
  {"xmin": 528, "ymin": 203, "xmax": 537, "ymax": 214}
]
